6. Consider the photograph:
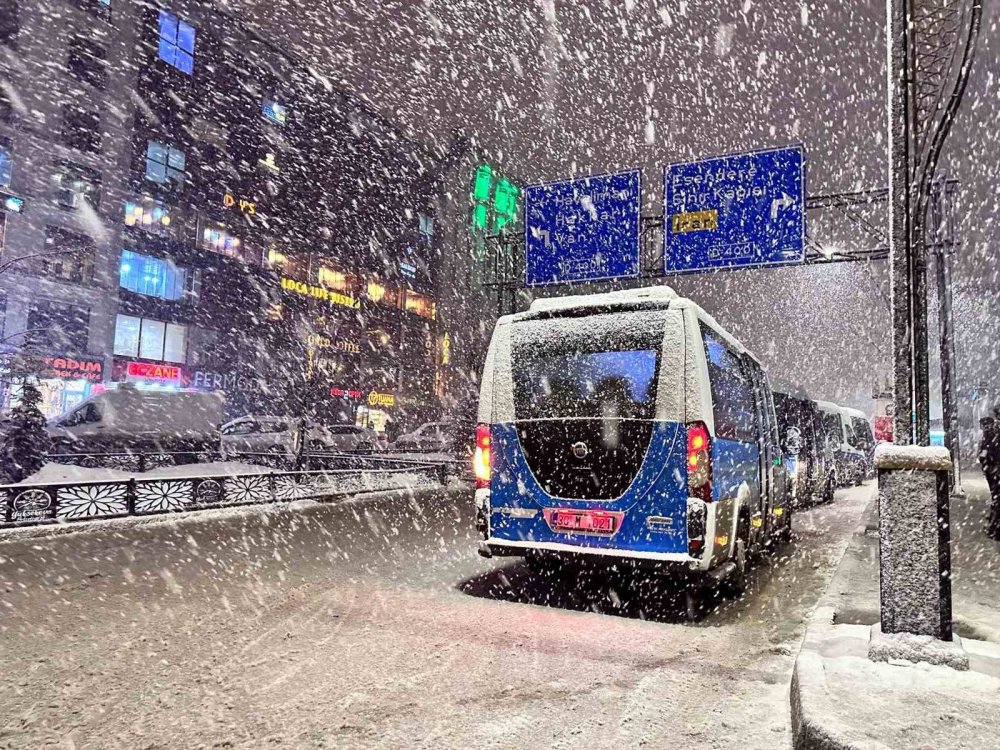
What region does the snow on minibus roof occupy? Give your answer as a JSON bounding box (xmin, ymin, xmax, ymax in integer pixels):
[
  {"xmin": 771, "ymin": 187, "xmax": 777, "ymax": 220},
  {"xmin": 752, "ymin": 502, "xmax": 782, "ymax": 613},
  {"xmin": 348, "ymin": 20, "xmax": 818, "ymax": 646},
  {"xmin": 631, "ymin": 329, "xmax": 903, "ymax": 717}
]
[
  {"xmin": 511, "ymin": 285, "xmax": 757, "ymax": 363},
  {"xmin": 842, "ymin": 406, "xmax": 870, "ymax": 420},
  {"xmin": 527, "ymin": 285, "xmax": 678, "ymax": 315},
  {"xmin": 771, "ymin": 379, "xmax": 812, "ymax": 400},
  {"xmin": 814, "ymin": 400, "xmax": 842, "ymax": 413}
]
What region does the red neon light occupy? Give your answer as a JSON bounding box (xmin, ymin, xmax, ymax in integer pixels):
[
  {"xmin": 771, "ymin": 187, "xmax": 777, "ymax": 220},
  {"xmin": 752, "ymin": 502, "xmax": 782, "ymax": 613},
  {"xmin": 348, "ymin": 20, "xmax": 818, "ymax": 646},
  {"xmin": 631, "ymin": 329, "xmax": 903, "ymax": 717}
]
[{"xmin": 127, "ymin": 361, "xmax": 180, "ymax": 381}]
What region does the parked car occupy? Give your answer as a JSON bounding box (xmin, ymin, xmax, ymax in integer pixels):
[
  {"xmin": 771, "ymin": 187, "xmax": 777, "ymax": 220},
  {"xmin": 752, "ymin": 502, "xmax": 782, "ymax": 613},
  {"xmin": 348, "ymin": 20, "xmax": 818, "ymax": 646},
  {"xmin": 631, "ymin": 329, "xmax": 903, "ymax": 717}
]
[
  {"xmin": 474, "ymin": 285, "xmax": 792, "ymax": 610},
  {"xmin": 221, "ymin": 417, "xmax": 378, "ymax": 456},
  {"xmin": 393, "ymin": 421, "xmax": 454, "ymax": 453},
  {"xmin": 47, "ymin": 387, "xmax": 223, "ymax": 457},
  {"xmin": 774, "ymin": 385, "xmax": 835, "ymax": 506},
  {"xmin": 322, "ymin": 424, "xmax": 380, "ymax": 454}
]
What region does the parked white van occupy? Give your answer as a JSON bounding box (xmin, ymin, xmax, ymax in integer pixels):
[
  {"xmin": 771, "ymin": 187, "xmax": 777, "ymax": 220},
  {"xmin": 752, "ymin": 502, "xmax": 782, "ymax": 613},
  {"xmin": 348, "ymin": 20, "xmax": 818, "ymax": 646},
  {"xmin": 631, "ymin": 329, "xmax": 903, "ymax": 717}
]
[{"xmin": 47, "ymin": 387, "xmax": 224, "ymax": 456}]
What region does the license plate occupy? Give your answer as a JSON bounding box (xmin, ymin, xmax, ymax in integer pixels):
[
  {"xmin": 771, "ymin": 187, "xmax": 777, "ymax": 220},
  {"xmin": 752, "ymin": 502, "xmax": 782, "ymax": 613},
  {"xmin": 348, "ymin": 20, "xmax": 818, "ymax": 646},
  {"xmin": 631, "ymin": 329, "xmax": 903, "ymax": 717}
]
[{"xmin": 544, "ymin": 508, "xmax": 623, "ymax": 535}]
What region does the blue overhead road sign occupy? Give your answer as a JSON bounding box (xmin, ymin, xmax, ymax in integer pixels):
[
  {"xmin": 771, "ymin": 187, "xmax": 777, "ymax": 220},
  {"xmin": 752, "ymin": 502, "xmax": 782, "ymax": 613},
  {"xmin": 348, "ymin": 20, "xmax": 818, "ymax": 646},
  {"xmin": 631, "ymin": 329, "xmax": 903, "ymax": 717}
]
[
  {"xmin": 524, "ymin": 170, "xmax": 641, "ymax": 286},
  {"xmin": 664, "ymin": 146, "xmax": 805, "ymax": 273}
]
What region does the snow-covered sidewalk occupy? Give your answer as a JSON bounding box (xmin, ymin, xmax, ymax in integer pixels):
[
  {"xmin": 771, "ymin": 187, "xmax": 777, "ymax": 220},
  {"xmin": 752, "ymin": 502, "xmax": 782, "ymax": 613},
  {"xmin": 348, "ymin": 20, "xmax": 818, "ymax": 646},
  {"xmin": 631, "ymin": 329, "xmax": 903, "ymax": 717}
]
[{"xmin": 791, "ymin": 474, "xmax": 1000, "ymax": 750}]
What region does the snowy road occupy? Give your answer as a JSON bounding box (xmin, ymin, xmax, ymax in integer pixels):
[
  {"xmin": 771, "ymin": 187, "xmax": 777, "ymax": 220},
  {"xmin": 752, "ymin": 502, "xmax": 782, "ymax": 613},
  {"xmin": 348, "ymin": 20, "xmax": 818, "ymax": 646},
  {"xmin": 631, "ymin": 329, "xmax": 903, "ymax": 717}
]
[{"xmin": 0, "ymin": 483, "xmax": 872, "ymax": 749}]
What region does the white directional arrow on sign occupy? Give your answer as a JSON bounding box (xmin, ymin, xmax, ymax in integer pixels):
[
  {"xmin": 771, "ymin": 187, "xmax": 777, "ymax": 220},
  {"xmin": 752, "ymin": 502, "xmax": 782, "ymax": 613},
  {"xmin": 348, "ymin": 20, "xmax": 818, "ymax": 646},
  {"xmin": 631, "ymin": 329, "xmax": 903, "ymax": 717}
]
[
  {"xmin": 530, "ymin": 227, "xmax": 551, "ymax": 248},
  {"xmin": 770, "ymin": 191, "xmax": 794, "ymax": 220}
]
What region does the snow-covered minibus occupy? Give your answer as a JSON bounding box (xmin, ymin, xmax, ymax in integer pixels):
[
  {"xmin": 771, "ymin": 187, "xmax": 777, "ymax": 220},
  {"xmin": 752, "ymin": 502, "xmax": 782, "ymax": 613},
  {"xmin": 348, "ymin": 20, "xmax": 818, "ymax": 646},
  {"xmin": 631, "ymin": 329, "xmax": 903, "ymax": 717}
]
[
  {"xmin": 815, "ymin": 401, "xmax": 868, "ymax": 487},
  {"xmin": 473, "ymin": 286, "xmax": 791, "ymax": 599}
]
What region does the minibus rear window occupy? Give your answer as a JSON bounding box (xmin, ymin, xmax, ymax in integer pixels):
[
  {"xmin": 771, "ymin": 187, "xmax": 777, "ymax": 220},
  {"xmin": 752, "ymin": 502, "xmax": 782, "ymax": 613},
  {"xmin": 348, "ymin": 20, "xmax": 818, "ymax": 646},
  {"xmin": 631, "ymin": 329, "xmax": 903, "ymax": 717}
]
[{"xmin": 510, "ymin": 312, "xmax": 665, "ymax": 421}]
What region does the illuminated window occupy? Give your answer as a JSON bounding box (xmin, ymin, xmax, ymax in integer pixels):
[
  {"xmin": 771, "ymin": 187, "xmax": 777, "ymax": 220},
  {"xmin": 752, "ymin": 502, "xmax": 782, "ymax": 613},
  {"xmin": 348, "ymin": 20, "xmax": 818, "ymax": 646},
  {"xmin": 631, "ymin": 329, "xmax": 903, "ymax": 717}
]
[
  {"xmin": 119, "ymin": 249, "xmax": 195, "ymax": 300},
  {"xmin": 200, "ymin": 221, "xmax": 241, "ymax": 258},
  {"xmin": 266, "ymin": 247, "xmax": 287, "ymax": 266},
  {"xmin": 318, "ymin": 265, "xmax": 355, "ymax": 294},
  {"xmin": 0, "ymin": 142, "xmax": 10, "ymax": 187},
  {"xmin": 366, "ymin": 280, "xmax": 399, "ymax": 307},
  {"xmin": 418, "ymin": 213, "xmax": 434, "ymax": 238},
  {"xmin": 262, "ymin": 99, "xmax": 287, "ymax": 125},
  {"xmin": 145, "ymin": 141, "xmax": 185, "ymax": 187},
  {"xmin": 157, "ymin": 10, "xmax": 195, "ymax": 75},
  {"xmin": 114, "ymin": 314, "xmax": 187, "ymax": 363},
  {"xmin": 404, "ymin": 291, "xmax": 436, "ymax": 320},
  {"xmin": 123, "ymin": 197, "xmax": 171, "ymax": 232}
]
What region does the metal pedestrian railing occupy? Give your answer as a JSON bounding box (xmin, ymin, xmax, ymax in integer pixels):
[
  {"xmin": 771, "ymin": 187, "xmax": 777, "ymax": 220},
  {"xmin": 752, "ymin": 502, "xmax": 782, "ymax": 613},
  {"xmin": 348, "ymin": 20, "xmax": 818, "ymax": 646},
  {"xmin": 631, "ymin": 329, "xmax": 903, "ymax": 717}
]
[{"xmin": 2, "ymin": 451, "xmax": 467, "ymax": 529}]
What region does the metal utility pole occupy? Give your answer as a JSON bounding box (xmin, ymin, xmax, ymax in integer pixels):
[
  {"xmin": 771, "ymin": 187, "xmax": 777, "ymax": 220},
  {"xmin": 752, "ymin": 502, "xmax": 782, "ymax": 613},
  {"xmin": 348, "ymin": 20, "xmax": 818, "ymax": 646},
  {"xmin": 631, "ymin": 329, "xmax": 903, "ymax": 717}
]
[
  {"xmin": 887, "ymin": 0, "xmax": 982, "ymax": 446},
  {"xmin": 887, "ymin": 0, "xmax": 915, "ymax": 445},
  {"xmin": 931, "ymin": 179, "xmax": 963, "ymax": 490}
]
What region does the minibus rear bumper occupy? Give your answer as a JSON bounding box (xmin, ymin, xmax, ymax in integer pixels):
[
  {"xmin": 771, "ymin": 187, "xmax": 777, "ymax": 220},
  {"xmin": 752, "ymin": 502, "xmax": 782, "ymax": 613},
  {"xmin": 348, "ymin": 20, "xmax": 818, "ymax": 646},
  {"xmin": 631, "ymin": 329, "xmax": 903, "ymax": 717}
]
[{"xmin": 480, "ymin": 538, "xmax": 700, "ymax": 568}]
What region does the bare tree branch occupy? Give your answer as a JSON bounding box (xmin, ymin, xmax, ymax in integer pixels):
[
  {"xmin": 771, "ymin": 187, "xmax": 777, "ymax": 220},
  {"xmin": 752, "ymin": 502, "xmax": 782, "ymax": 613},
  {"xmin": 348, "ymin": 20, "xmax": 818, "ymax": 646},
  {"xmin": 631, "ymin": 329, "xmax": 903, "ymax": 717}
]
[{"xmin": 0, "ymin": 248, "xmax": 85, "ymax": 277}]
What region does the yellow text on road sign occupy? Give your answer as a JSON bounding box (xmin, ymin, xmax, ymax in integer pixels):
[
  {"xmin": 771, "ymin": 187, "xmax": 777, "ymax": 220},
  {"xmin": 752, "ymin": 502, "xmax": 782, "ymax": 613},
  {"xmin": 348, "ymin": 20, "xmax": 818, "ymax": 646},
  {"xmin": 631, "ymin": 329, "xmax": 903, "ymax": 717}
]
[{"xmin": 671, "ymin": 209, "xmax": 718, "ymax": 234}]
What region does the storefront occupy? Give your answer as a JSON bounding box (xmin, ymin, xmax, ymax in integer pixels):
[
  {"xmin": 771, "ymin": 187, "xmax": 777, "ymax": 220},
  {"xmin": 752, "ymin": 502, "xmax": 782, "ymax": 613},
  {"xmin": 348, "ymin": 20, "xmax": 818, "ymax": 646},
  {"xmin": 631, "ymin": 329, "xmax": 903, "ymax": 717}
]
[{"xmin": 1, "ymin": 352, "xmax": 105, "ymax": 419}]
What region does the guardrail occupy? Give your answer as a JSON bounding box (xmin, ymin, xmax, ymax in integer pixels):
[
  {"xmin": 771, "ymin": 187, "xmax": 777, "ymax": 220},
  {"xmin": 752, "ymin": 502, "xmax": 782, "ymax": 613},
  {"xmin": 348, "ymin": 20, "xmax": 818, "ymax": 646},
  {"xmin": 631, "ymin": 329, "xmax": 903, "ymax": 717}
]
[
  {"xmin": 1, "ymin": 463, "xmax": 447, "ymax": 529},
  {"xmin": 46, "ymin": 450, "xmax": 469, "ymax": 475}
]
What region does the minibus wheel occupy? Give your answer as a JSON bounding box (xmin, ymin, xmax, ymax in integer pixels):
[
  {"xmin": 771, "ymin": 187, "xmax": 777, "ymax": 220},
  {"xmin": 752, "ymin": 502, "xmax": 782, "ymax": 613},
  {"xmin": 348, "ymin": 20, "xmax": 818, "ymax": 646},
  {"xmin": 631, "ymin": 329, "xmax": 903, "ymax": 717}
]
[
  {"xmin": 723, "ymin": 514, "xmax": 750, "ymax": 597},
  {"xmin": 779, "ymin": 507, "xmax": 793, "ymax": 543}
]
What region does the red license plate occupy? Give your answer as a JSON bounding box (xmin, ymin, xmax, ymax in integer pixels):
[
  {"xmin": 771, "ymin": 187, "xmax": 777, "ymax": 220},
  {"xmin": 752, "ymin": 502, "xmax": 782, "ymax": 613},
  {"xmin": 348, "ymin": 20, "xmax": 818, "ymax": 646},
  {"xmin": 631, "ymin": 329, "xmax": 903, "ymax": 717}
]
[{"xmin": 545, "ymin": 509, "xmax": 622, "ymax": 535}]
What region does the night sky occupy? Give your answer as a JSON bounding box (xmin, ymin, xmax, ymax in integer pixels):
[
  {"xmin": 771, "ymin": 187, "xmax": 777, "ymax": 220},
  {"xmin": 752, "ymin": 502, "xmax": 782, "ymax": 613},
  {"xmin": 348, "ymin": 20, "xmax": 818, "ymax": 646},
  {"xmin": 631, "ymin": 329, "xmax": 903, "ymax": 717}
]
[{"xmin": 231, "ymin": 0, "xmax": 1000, "ymax": 417}]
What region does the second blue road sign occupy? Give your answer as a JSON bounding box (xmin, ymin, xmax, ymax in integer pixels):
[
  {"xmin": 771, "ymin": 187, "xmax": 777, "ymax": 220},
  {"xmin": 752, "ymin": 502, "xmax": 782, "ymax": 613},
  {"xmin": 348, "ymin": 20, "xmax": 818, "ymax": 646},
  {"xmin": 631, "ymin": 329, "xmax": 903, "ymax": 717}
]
[{"xmin": 663, "ymin": 146, "xmax": 805, "ymax": 274}]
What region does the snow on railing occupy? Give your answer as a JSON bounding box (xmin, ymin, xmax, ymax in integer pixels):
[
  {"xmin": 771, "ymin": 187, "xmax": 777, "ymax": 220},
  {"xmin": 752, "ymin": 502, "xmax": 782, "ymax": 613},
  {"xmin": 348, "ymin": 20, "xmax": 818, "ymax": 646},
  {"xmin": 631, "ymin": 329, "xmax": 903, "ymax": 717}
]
[{"xmin": 1, "ymin": 460, "xmax": 454, "ymax": 529}]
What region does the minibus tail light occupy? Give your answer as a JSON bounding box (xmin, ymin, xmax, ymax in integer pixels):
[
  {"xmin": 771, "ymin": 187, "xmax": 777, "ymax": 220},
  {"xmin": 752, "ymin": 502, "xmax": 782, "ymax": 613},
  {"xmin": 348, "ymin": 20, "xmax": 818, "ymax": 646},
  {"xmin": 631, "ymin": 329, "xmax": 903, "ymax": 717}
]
[
  {"xmin": 686, "ymin": 421, "xmax": 712, "ymax": 502},
  {"xmin": 474, "ymin": 423, "xmax": 491, "ymax": 489}
]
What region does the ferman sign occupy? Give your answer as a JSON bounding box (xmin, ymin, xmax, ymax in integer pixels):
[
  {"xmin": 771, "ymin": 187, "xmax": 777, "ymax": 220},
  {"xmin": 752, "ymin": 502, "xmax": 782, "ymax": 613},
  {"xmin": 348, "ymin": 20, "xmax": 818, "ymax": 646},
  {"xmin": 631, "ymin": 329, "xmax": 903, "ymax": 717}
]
[{"xmin": 188, "ymin": 370, "xmax": 265, "ymax": 393}]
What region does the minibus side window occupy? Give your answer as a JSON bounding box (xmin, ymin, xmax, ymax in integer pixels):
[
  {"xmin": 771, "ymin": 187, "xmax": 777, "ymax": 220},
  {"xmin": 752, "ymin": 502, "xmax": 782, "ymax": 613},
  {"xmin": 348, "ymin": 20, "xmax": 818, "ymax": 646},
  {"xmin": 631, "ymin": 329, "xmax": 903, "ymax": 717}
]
[{"xmin": 702, "ymin": 327, "xmax": 757, "ymax": 443}]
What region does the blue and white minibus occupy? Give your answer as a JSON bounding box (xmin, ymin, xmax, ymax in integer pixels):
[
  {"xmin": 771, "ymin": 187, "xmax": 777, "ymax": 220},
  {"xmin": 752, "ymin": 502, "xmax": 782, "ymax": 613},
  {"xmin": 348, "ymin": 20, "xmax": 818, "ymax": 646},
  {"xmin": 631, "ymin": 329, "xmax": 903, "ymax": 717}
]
[{"xmin": 473, "ymin": 286, "xmax": 791, "ymax": 597}]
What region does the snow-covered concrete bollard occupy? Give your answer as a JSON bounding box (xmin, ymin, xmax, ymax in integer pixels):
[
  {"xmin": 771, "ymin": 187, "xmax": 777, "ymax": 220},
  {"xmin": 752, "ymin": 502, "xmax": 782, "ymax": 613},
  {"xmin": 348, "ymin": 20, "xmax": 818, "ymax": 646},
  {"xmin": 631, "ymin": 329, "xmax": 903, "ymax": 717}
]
[{"xmin": 875, "ymin": 443, "xmax": 953, "ymax": 641}]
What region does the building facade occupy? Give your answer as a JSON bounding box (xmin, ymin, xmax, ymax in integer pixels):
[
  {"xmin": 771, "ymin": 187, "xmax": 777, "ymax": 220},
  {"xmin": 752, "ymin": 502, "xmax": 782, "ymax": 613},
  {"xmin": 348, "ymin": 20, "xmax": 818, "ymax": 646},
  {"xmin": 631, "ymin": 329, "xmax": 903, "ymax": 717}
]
[{"xmin": 0, "ymin": 0, "xmax": 461, "ymax": 436}]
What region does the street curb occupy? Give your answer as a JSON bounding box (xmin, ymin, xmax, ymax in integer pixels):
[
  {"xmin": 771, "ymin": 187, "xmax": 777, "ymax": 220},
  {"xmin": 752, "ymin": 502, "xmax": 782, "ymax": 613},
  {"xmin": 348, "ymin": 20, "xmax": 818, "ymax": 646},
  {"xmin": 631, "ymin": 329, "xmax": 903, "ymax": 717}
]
[
  {"xmin": 0, "ymin": 481, "xmax": 471, "ymax": 545},
  {"xmin": 790, "ymin": 495, "xmax": 887, "ymax": 750},
  {"xmin": 790, "ymin": 619, "xmax": 892, "ymax": 750}
]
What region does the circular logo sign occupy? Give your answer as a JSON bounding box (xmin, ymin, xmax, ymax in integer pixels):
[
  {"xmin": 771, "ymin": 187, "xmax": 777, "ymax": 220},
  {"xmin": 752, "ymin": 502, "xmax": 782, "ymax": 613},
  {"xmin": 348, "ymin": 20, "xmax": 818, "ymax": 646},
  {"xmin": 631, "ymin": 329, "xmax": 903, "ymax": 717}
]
[
  {"xmin": 12, "ymin": 489, "xmax": 52, "ymax": 521},
  {"xmin": 571, "ymin": 441, "xmax": 589, "ymax": 459},
  {"xmin": 195, "ymin": 479, "xmax": 222, "ymax": 504}
]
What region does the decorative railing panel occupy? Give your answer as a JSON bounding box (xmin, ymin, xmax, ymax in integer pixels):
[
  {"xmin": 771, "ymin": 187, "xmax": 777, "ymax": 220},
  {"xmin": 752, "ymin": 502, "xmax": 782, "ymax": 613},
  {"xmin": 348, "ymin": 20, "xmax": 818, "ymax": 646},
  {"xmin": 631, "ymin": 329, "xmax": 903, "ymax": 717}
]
[{"xmin": 2, "ymin": 463, "xmax": 451, "ymax": 529}]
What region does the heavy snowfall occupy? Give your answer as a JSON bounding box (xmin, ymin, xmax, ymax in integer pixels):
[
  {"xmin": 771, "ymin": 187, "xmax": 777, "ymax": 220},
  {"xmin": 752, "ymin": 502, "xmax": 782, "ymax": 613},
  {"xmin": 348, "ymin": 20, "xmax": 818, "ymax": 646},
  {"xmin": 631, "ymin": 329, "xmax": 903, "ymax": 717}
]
[{"xmin": 0, "ymin": 1, "xmax": 998, "ymax": 749}]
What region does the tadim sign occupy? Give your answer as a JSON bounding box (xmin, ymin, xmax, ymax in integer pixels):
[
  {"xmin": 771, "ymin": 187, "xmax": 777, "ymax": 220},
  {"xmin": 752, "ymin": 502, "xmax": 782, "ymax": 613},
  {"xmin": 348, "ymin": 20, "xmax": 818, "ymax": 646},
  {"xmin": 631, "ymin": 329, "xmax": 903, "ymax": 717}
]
[{"xmin": 40, "ymin": 355, "xmax": 103, "ymax": 382}]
